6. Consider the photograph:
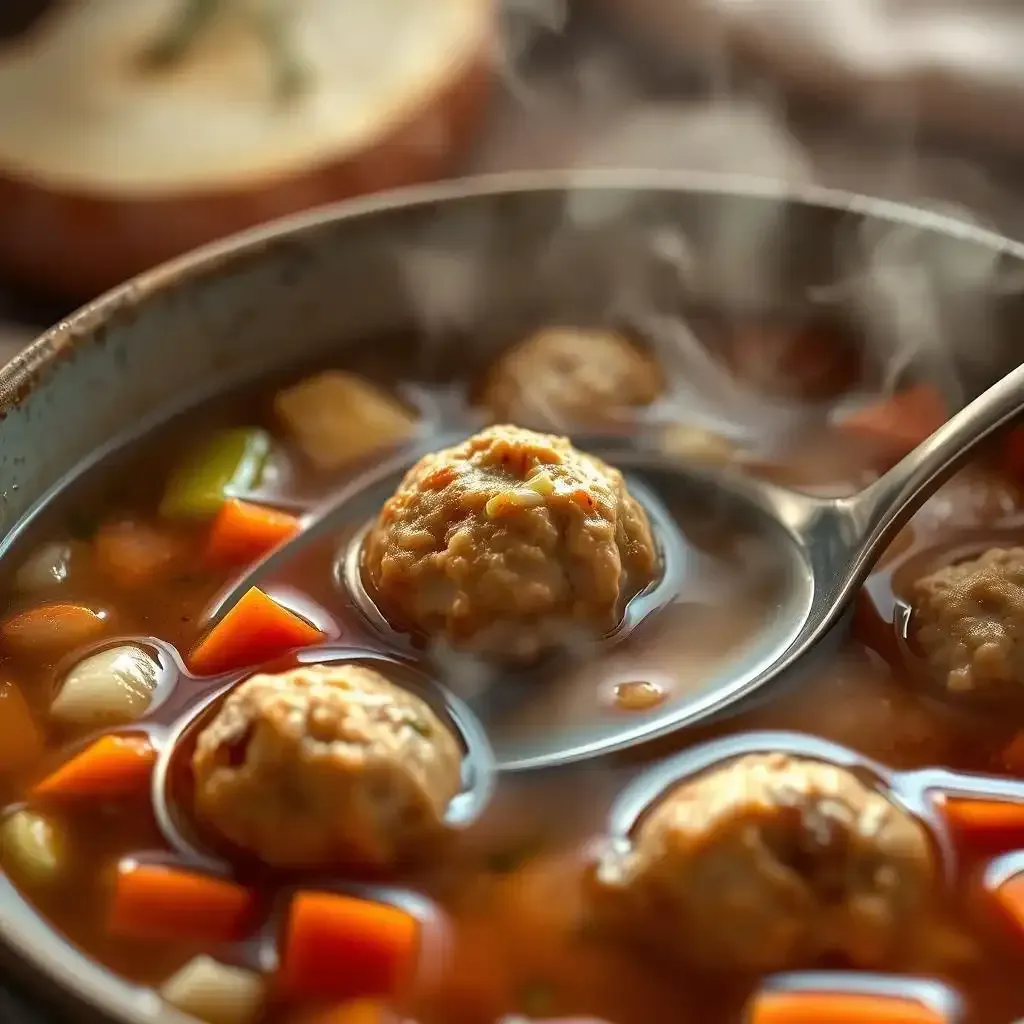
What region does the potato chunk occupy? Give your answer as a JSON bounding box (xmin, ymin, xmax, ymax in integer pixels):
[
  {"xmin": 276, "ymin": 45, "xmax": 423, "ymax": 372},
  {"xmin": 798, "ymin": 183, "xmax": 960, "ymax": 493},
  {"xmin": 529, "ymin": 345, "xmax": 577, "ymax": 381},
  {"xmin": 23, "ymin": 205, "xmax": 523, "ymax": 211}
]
[{"xmin": 275, "ymin": 371, "xmax": 416, "ymax": 472}]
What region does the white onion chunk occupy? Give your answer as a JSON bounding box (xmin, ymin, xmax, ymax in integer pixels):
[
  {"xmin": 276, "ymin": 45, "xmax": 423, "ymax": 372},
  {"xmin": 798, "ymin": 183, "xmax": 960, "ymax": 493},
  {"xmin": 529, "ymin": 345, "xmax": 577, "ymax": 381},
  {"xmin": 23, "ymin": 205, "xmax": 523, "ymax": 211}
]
[
  {"xmin": 50, "ymin": 644, "xmax": 160, "ymax": 728},
  {"xmin": 161, "ymin": 956, "xmax": 265, "ymax": 1024}
]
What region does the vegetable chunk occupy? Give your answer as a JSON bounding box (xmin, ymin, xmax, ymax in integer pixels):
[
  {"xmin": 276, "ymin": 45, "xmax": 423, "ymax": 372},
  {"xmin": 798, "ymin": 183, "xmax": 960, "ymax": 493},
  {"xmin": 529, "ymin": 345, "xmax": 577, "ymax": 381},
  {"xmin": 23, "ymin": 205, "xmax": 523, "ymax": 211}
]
[
  {"xmin": 205, "ymin": 498, "xmax": 301, "ymax": 567},
  {"xmin": 188, "ymin": 588, "xmax": 325, "ymax": 675},
  {"xmin": 160, "ymin": 428, "xmax": 271, "ymax": 520},
  {"xmin": 161, "ymin": 956, "xmax": 265, "ymax": 1024},
  {"xmin": 110, "ymin": 862, "xmax": 259, "ymax": 943},
  {"xmin": 33, "ymin": 734, "xmax": 157, "ymax": 802},
  {"xmin": 50, "ymin": 644, "xmax": 160, "ymax": 729},
  {"xmin": 0, "ymin": 678, "xmax": 43, "ymax": 773},
  {"xmin": 275, "ymin": 371, "xmax": 416, "ymax": 472},
  {"xmin": 0, "ymin": 602, "xmax": 110, "ymax": 659},
  {"xmin": 0, "ymin": 809, "xmax": 66, "ymax": 889},
  {"xmin": 277, "ymin": 891, "xmax": 418, "ymax": 1002}
]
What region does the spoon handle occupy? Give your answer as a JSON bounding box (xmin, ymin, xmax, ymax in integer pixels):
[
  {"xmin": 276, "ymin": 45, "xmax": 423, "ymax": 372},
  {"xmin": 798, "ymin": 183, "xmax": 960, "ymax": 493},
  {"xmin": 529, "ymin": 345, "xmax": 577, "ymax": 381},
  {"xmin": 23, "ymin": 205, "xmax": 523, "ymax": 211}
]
[{"xmin": 844, "ymin": 362, "xmax": 1024, "ymax": 572}]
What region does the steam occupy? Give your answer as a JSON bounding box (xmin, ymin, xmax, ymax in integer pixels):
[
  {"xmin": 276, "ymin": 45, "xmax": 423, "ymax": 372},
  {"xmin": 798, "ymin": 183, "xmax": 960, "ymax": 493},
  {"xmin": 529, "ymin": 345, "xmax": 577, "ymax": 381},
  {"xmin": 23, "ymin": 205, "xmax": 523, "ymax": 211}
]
[
  {"xmin": 473, "ymin": 1, "xmax": 1024, "ymax": 426},
  {"xmin": 381, "ymin": 0, "xmax": 1024, "ymax": 742}
]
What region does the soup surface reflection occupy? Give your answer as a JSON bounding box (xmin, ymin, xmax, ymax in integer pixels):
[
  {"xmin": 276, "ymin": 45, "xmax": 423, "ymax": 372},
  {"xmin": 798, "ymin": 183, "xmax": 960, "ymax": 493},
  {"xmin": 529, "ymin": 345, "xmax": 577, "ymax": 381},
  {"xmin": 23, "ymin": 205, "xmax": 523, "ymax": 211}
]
[{"xmin": 1, "ymin": 329, "xmax": 1024, "ymax": 1024}]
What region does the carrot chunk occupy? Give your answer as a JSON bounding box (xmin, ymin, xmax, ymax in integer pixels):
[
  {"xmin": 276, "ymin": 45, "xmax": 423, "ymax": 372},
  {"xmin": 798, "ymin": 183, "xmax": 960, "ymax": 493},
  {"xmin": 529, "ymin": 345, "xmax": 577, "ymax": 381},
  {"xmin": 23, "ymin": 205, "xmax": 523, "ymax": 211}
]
[
  {"xmin": 936, "ymin": 792, "xmax": 1024, "ymax": 854},
  {"xmin": 205, "ymin": 499, "xmax": 301, "ymax": 568},
  {"xmin": 188, "ymin": 587, "xmax": 324, "ymax": 676},
  {"xmin": 277, "ymin": 892, "xmax": 418, "ymax": 1003},
  {"xmin": 93, "ymin": 519, "xmax": 184, "ymax": 589},
  {"xmin": 0, "ymin": 679, "xmax": 43, "ymax": 774},
  {"xmin": 109, "ymin": 862, "xmax": 258, "ymax": 943},
  {"xmin": 838, "ymin": 384, "xmax": 946, "ymax": 459},
  {"xmin": 33, "ymin": 734, "xmax": 157, "ymax": 801},
  {"xmin": 748, "ymin": 989, "xmax": 948, "ymax": 1024},
  {"xmin": 0, "ymin": 602, "xmax": 110, "ymax": 658}
]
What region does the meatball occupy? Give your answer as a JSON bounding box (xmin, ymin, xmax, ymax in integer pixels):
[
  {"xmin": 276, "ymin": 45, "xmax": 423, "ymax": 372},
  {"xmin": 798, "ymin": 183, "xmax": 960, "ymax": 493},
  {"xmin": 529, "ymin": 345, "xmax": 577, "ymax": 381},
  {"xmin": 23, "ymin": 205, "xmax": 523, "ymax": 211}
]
[
  {"xmin": 361, "ymin": 425, "xmax": 658, "ymax": 661},
  {"xmin": 912, "ymin": 547, "xmax": 1024, "ymax": 704},
  {"xmin": 191, "ymin": 663, "xmax": 462, "ymax": 869},
  {"xmin": 481, "ymin": 328, "xmax": 663, "ymax": 430},
  {"xmin": 593, "ymin": 752, "xmax": 934, "ymax": 973}
]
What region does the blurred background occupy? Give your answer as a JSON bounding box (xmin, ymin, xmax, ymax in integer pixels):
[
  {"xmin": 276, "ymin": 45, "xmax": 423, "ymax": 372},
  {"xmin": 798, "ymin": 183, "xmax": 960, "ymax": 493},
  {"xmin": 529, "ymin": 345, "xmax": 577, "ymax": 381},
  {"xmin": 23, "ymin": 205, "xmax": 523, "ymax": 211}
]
[{"xmin": 1, "ymin": 0, "xmax": 1023, "ymax": 354}]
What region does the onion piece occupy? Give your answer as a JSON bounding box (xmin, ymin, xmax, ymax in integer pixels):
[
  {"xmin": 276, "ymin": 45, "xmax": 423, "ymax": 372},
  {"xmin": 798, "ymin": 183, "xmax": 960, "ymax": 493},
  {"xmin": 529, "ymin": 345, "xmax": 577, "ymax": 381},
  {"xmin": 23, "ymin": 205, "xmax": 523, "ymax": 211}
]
[
  {"xmin": 0, "ymin": 809, "xmax": 65, "ymax": 889},
  {"xmin": 161, "ymin": 956, "xmax": 264, "ymax": 1024},
  {"xmin": 50, "ymin": 644, "xmax": 160, "ymax": 729}
]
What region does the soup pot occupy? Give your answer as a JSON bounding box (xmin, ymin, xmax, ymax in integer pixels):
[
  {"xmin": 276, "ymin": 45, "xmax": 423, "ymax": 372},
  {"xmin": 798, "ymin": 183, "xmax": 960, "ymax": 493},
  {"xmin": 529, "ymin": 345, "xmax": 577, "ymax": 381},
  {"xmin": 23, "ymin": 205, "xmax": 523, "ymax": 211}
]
[{"xmin": 1, "ymin": 171, "xmax": 1024, "ymax": 1023}]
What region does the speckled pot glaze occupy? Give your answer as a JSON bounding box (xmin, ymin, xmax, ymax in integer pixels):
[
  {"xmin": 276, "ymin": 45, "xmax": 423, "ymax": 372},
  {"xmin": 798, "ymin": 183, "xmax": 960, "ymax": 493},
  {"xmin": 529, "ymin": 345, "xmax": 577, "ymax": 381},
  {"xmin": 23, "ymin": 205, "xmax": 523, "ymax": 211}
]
[{"xmin": 1, "ymin": 171, "xmax": 1023, "ymax": 1024}]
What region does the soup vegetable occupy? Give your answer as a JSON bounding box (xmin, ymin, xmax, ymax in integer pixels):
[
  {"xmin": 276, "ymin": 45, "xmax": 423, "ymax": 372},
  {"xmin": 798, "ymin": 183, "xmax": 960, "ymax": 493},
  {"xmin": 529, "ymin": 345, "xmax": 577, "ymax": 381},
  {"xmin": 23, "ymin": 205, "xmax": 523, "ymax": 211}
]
[{"xmin": 4, "ymin": 324, "xmax": 1024, "ymax": 1024}]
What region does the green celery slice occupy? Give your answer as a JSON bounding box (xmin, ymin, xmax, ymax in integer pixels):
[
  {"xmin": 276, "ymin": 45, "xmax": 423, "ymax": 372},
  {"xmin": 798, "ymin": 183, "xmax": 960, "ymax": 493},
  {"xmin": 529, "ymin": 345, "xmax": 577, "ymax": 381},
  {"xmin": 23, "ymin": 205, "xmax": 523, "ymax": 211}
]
[{"xmin": 159, "ymin": 428, "xmax": 271, "ymax": 520}]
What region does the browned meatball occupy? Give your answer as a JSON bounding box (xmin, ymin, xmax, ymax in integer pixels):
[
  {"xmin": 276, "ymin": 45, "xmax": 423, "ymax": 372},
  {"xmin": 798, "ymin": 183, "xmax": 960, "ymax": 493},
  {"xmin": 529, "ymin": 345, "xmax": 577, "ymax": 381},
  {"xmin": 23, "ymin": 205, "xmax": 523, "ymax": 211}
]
[
  {"xmin": 361, "ymin": 425, "xmax": 658, "ymax": 661},
  {"xmin": 593, "ymin": 752, "xmax": 934, "ymax": 973},
  {"xmin": 191, "ymin": 663, "xmax": 462, "ymax": 869},
  {"xmin": 481, "ymin": 328, "xmax": 663, "ymax": 430},
  {"xmin": 912, "ymin": 547, "xmax": 1024, "ymax": 704}
]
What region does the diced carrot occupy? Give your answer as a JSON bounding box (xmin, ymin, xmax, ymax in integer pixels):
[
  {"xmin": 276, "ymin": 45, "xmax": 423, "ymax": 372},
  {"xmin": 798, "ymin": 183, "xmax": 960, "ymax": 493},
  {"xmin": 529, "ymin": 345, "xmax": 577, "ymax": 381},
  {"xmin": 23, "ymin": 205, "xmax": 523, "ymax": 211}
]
[
  {"xmin": 1000, "ymin": 732, "xmax": 1024, "ymax": 776},
  {"xmin": 748, "ymin": 989, "xmax": 948, "ymax": 1024},
  {"xmin": 188, "ymin": 587, "xmax": 324, "ymax": 676},
  {"xmin": 838, "ymin": 384, "xmax": 946, "ymax": 460},
  {"xmin": 93, "ymin": 519, "xmax": 185, "ymax": 590},
  {"xmin": 277, "ymin": 892, "xmax": 418, "ymax": 1003},
  {"xmin": 0, "ymin": 679, "xmax": 43, "ymax": 774},
  {"xmin": 109, "ymin": 862, "xmax": 258, "ymax": 943},
  {"xmin": 33, "ymin": 734, "xmax": 157, "ymax": 802},
  {"xmin": 936, "ymin": 793, "xmax": 1024, "ymax": 854},
  {"xmin": 205, "ymin": 499, "xmax": 301, "ymax": 568},
  {"xmin": 0, "ymin": 602, "xmax": 110, "ymax": 658}
]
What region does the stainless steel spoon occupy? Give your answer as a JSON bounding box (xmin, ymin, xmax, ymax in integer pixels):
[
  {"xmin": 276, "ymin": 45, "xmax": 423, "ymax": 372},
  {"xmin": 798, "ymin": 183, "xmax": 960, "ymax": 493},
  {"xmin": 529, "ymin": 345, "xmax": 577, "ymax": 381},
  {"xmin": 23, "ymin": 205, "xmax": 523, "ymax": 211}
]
[{"xmin": 204, "ymin": 366, "xmax": 1024, "ymax": 769}]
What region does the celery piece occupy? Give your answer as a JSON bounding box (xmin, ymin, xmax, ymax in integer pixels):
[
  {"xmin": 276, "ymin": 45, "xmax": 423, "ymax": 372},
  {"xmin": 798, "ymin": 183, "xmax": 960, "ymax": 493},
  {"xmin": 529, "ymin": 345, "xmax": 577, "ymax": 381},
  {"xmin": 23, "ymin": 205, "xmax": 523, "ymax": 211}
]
[
  {"xmin": 159, "ymin": 428, "xmax": 271, "ymax": 520},
  {"xmin": 0, "ymin": 809, "xmax": 65, "ymax": 889}
]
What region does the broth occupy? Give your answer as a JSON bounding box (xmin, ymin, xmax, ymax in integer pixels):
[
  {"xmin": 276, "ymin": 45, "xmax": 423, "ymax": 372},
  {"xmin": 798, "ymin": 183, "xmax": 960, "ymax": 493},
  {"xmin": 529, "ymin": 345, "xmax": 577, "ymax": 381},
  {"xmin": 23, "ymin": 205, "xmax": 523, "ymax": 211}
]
[{"xmin": 1, "ymin": 329, "xmax": 1023, "ymax": 1024}]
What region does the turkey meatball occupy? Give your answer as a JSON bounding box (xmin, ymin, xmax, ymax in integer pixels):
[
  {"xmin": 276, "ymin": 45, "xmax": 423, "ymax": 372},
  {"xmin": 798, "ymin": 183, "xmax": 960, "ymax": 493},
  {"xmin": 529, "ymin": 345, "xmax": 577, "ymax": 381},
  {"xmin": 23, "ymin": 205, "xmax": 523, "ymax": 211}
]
[
  {"xmin": 191, "ymin": 663, "xmax": 462, "ymax": 869},
  {"xmin": 361, "ymin": 425, "xmax": 658, "ymax": 661},
  {"xmin": 912, "ymin": 547, "xmax": 1024, "ymax": 704},
  {"xmin": 481, "ymin": 328, "xmax": 663, "ymax": 430},
  {"xmin": 593, "ymin": 752, "xmax": 934, "ymax": 973}
]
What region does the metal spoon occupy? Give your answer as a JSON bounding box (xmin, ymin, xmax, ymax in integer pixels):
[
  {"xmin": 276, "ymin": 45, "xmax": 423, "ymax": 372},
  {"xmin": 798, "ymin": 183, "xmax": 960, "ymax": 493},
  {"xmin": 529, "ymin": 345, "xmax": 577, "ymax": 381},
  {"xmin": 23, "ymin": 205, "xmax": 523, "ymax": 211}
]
[{"xmin": 204, "ymin": 367, "xmax": 1024, "ymax": 769}]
